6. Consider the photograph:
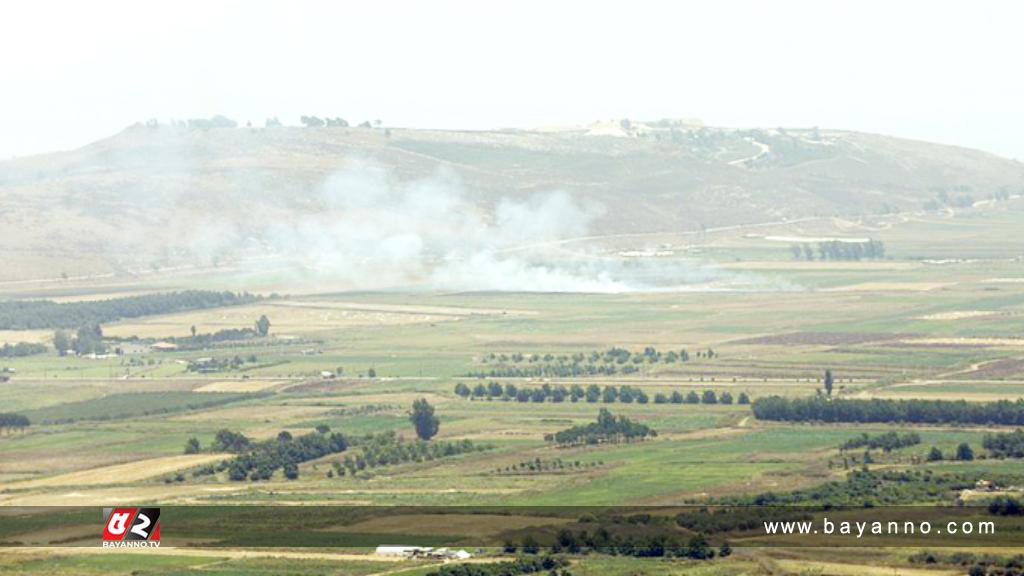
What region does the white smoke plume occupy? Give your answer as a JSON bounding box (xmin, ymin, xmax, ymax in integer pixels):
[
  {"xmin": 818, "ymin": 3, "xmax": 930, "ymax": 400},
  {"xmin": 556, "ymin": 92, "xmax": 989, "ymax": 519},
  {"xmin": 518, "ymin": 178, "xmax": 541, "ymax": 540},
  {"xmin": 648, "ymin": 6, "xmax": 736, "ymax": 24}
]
[
  {"xmin": 247, "ymin": 162, "xmax": 634, "ymax": 291},
  {"xmin": 116, "ymin": 158, "xmax": 771, "ymax": 293}
]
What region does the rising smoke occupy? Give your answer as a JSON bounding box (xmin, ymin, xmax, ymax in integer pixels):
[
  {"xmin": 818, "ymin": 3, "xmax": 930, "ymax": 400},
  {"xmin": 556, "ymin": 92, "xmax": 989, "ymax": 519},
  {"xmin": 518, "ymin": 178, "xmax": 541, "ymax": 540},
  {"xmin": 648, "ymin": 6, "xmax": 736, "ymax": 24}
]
[
  {"xmin": 247, "ymin": 162, "xmax": 779, "ymax": 293},
  {"xmin": 106, "ymin": 153, "xmax": 765, "ymax": 293}
]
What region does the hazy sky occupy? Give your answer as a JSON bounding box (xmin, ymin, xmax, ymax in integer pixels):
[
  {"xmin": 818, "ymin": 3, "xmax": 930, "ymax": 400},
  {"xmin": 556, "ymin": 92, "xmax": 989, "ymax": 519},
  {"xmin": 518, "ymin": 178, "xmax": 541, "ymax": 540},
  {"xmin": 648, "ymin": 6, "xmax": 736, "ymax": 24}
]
[{"xmin": 2, "ymin": 0, "xmax": 1022, "ymax": 160}]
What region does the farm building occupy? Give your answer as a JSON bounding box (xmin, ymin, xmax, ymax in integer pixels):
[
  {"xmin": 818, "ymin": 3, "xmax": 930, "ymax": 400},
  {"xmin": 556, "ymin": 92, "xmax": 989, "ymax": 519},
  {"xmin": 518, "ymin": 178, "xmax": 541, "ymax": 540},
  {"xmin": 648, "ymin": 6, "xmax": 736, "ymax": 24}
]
[
  {"xmin": 374, "ymin": 545, "xmax": 430, "ymax": 557},
  {"xmin": 976, "ymin": 479, "xmax": 998, "ymax": 491},
  {"xmin": 373, "ymin": 546, "xmax": 471, "ymax": 559},
  {"xmin": 150, "ymin": 341, "xmax": 178, "ymax": 351}
]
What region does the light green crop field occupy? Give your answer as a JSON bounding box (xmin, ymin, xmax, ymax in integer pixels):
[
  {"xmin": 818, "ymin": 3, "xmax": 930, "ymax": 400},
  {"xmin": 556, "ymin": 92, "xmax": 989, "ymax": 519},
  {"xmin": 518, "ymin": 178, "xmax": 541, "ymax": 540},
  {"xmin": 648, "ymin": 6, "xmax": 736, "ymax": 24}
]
[{"xmin": 2, "ymin": 210, "xmax": 1024, "ymax": 574}]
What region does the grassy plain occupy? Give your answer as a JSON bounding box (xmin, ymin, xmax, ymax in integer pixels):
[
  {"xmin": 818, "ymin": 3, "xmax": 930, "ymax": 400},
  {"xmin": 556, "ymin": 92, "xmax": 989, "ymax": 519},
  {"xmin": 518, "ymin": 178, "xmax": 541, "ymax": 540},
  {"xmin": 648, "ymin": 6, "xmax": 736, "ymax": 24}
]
[{"xmin": 2, "ymin": 209, "xmax": 1024, "ymax": 573}]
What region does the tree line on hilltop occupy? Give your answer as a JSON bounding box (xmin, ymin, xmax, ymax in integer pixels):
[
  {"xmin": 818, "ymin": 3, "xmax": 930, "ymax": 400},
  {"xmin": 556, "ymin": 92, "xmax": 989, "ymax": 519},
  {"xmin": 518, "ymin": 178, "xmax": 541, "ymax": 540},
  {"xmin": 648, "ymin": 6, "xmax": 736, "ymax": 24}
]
[{"xmin": 0, "ymin": 291, "xmax": 260, "ymax": 330}]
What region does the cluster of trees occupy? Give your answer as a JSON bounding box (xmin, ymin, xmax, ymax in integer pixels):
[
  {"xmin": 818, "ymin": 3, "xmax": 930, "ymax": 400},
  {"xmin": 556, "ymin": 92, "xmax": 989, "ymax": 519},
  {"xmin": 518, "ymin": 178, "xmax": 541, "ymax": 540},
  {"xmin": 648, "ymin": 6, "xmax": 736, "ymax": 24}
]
[
  {"xmin": 840, "ymin": 431, "xmax": 921, "ymax": 452},
  {"xmin": 168, "ymin": 327, "xmax": 259, "ymax": 350},
  {"xmin": 923, "ymin": 187, "xmax": 977, "ymax": 211},
  {"xmin": 469, "ymin": 347, "xmax": 715, "ymax": 378},
  {"xmin": 428, "ymin": 556, "xmax": 570, "ymax": 576},
  {"xmin": 925, "ymin": 443, "xmax": 974, "ymax": 462},
  {"xmin": 910, "ymin": 549, "xmax": 1024, "ymax": 576},
  {"xmin": 0, "ymin": 413, "xmax": 30, "ymax": 433},
  {"xmin": 508, "ymin": 530, "xmax": 723, "ymax": 560},
  {"xmin": 186, "ymin": 354, "xmax": 260, "ymax": 373},
  {"xmin": 0, "ymin": 342, "xmax": 46, "ymax": 357},
  {"xmin": 988, "ymin": 496, "xmax": 1024, "ymax": 516},
  {"xmin": 675, "ymin": 507, "xmax": 812, "ymax": 534},
  {"xmin": 211, "ymin": 428, "xmax": 348, "ymax": 481},
  {"xmin": 546, "ymin": 408, "xmax": 655, "ymax": 446},
  {"xmin": 752, "ymin": 396, "xmax": 1024, "ymax": 425},
  {"xmin": 329, "ymin": 431, "xmax": 481, "ymax": 478},
  {"xmin": 455, "ymin": 382, "xmax": 747, "ymax": 406},
  {"xmin": 53, "ymin": 324, "xmax": 106, "ymax": 356},
  {"xmin": 186, "ymin": 115, "xmax": 238, "ymax": 129},
  {"xmin": 789, "ymin": 240, "xmax": 886, "ymax": 261},
  {"xmin": 210, "ymin": 429, "xmax": 253, "ymax": 452},
  {"xmin": 494, "ymin": 457, "xmax": 603, "ymax": 475},
  {"xmin": 0, "ymin": 291, "xmax": 259, "ymax": 330},
  {"xmin": 983, "ymin": 429, "xmax": 1024, "ymax": 458},
  {"xmin": 717, "ymin": 469, "xmax": 993, "ymax": 507},
  {"xmin": 300, "ymin": 116, "xmax": 349, "ymax": 127}
]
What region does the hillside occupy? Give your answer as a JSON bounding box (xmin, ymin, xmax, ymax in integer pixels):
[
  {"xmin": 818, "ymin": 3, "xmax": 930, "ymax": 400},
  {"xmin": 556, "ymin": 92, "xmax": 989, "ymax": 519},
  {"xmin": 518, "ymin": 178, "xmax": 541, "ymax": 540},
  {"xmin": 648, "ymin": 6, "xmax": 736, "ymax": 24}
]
[{"xmin": 1, "ymin": 121, "xmax": 1021, "ymax": 283}]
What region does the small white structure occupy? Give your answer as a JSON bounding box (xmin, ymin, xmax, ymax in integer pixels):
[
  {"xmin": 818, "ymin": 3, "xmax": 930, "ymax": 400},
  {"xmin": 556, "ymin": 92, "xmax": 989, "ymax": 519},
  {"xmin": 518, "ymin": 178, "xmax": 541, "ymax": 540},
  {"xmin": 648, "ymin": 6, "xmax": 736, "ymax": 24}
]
[
  {"xmin": 430, "ymin": 548, "xmax": 473, "ymax": 560},
  {"xmin": 150, "ymin": 341, "xmax": 178, "ymax": 351},
  {"xmin": 375, "ymin": 545, "xmax": 431, "ymax": 557}
]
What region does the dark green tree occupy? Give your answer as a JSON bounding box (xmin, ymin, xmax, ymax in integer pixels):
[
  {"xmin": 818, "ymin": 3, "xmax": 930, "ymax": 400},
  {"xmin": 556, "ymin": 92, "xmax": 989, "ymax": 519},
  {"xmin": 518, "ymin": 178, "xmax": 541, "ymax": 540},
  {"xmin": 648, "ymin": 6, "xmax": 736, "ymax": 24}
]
[
  {"xmin": 284, "ymin": 463, "xmax": 299, "ymax": 480},
  {"xmin": 719, "ymin": 541, "xmax": 732, "ymax": 557},
  {"xmin": 410, "ymin": 398, "xmax": 440, "ymax": 440},
  {"xmin": 255, "ymin": 315, "xmax": 271, "ymax": 336},
  {"xmin": 956, "ymin": 443, "xmax": 974, "ymax": 461},
  {"xmin": 53, "ymin": 330, "xmax": 71, "ymax": 356}
]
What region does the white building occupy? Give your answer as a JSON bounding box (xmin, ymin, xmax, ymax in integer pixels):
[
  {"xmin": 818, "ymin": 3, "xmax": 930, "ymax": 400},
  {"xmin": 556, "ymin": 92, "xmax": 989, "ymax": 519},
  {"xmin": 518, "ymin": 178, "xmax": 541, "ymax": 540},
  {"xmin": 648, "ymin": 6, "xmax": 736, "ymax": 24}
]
[{"xmin": 374, "ymin": 545, "xmax": 431, "ymax": 557}]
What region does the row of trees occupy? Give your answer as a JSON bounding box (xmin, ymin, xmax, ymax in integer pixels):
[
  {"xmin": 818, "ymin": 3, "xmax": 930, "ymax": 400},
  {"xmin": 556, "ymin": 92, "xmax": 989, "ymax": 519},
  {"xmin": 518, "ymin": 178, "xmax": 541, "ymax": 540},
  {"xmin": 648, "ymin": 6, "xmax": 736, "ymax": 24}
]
[
  {"xmin": 299, "ymin": 116, "xmax": 349, "ymax": 127},
  {"xmin": 455, "ymin": 382, "xmax": 748, "ymax": 406},
  {"xmin": 0, "ymin": 342, "xmax": 46, "ymax": 357},
  {"xmin": 428, "ymin": 556, "xmax": 570, "ymax": 576},
  {"xmin": 789, "ymin": 239, "xmax": 886, "ymax": 261},
  {"xmin": 329, "ymin": 431, "xmax": 480, "ymax": 478},
  {"xmin": 468, "ymin": 363, "xmax": 641, "ymax": 378},
  {"xmin": 546, "ymin": 408, "xmax": 655, "ymax": 446},
  {"xmin": 507, "ymin": 530, "xmax": 723, "ymax": 560},
  {"xmin": 471, "ymin": 347, "xmax": 716, "ymax": 378},
  {"xmin": 168, "ymin": 327, "xmax": 259, "ymax": 350},
  {"xmin": 752, "ymin": 396, "xmax": 1024, "ymax": 425},
  {"xmin": 209, "ymin": 428, "xmax": 349, "ymax": 481},
  {"xmin": 840, "ymin": 431, "xmax": 921, "ymax": 452},
  {"xmin": 717, "ymin": 469, "xmax": 987, "ymax": 507},
  {"xmin": 483, "ymin": 347, "xmax": 711, "ymax": 365},
  {"xmin": 0, "ymin": 413, "xmax": 30, "ymax": 433},
  {"xmin": 0, "ymin": 291, "xmax": 260, "ymax": 330},
  {"xmin": 493, "ymin": 457, "xmax": 602, "ymax": 476}
]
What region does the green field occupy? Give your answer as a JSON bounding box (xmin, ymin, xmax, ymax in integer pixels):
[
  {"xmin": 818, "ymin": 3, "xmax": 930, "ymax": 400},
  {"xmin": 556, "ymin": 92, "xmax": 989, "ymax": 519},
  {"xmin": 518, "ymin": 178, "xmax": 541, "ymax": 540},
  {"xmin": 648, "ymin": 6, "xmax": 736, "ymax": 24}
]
[{"xmin": 2, "ymin": 209, "xmax": 1024, "ymax": 574}]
